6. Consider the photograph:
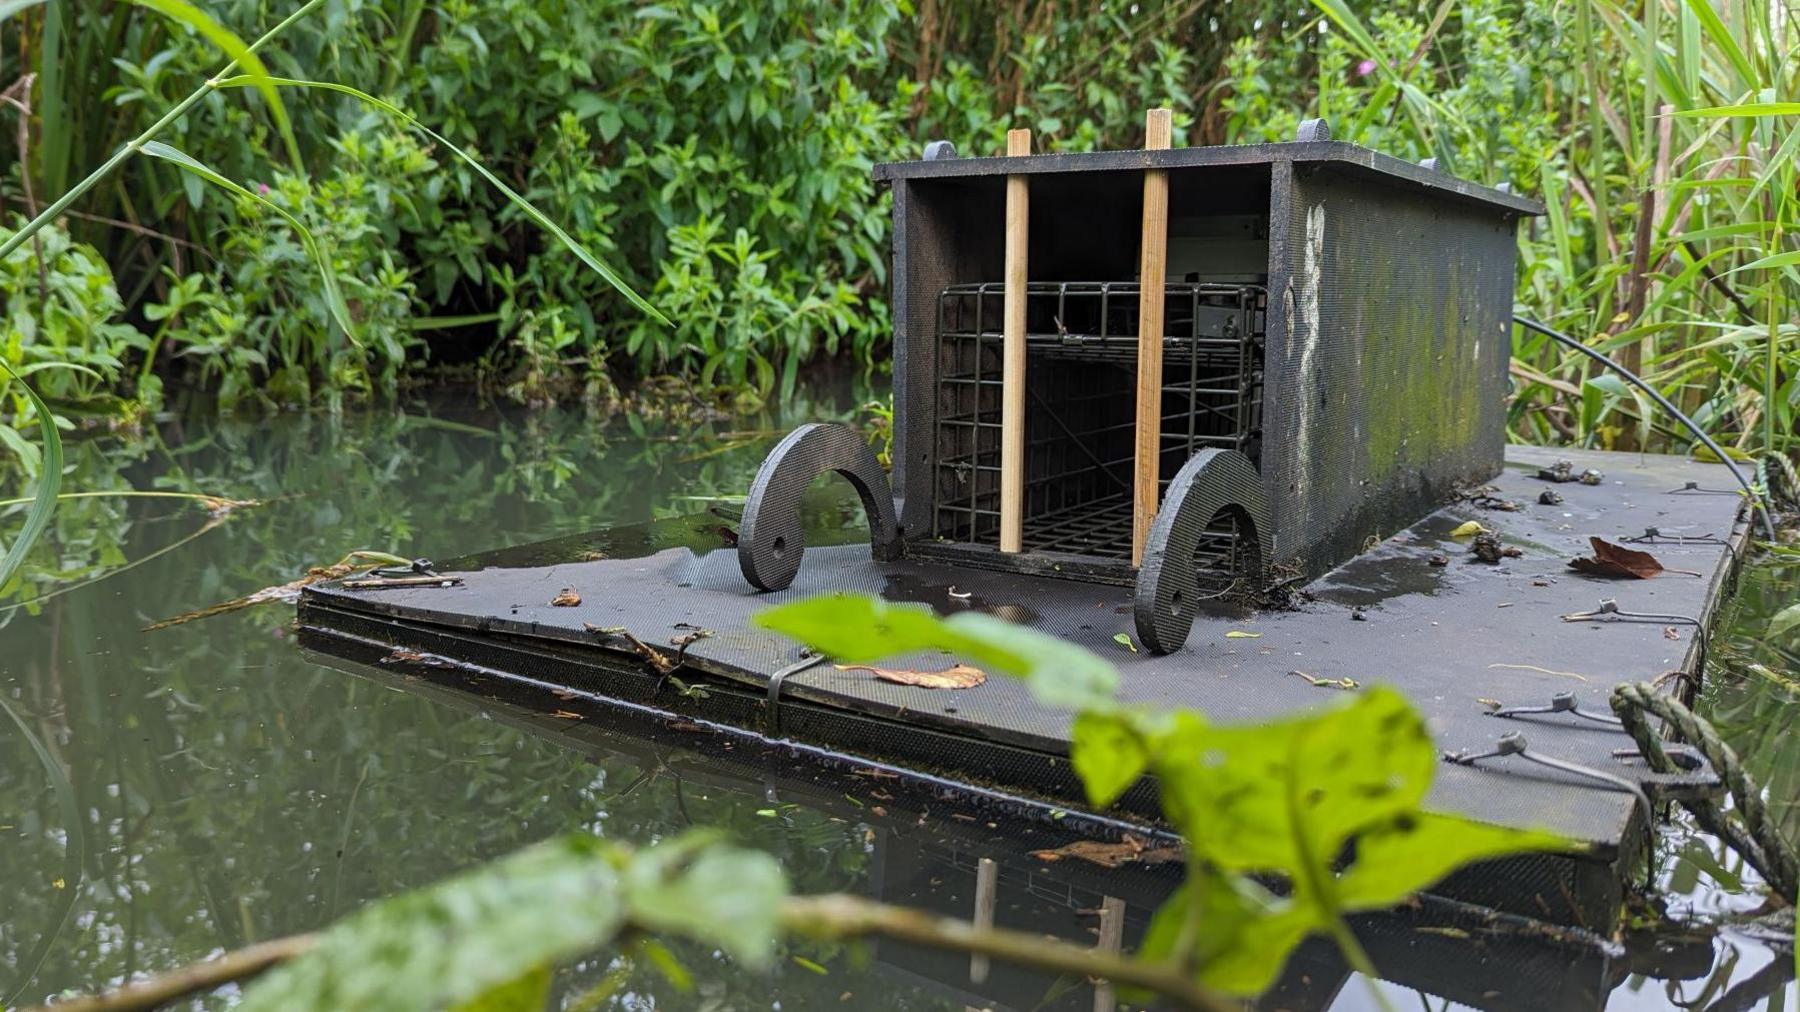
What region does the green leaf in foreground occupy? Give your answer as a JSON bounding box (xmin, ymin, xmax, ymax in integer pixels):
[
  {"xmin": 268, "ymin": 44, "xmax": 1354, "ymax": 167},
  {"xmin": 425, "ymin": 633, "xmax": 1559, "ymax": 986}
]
[
  {"xmin": 0, "ymin": 360, "xmax": 63, "ymax": 593},
  {"xmin": 1145, "ymin": 688, "xmax": 1576, "ymax": 993},
  {"xmin": 1070, "ymin": 711, "xmax": 1150, "ymax": 808},
  {"xmin": 755, "ymin": 593, "xmax": 1119, "ymax": 712},
  {"xmin": 239, "ymin": 832, "xmax": 789, "ymax": 1011},
  {"xmin": 622, "ymin": 832, "xmax": 786, "ymax": 968},
  {"xmin": 238, "ymin": 834, "xmax": 628, "ymax": 1012}
]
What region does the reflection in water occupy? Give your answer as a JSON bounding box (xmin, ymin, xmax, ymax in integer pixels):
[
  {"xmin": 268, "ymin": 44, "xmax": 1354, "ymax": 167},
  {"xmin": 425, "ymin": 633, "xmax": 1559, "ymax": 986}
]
[{"xmin": 0, "ymin": 397, "xmax": 1793, "ymax": 1010}]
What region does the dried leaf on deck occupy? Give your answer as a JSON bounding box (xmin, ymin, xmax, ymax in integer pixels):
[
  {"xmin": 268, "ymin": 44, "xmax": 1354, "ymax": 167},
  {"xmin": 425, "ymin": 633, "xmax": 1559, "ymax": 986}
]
[
  {"xmin": 1449, "ymin": 520, "xmax": 1489, "ymax": 538},
  {"xmin": 1225, "ymin": 630, "xmax": 1262, "ymax": 639},
  {"xmin": 1567, "ymin": 537, "xmax": 1677, "ymax": 579},
  {"xmin": 551, "ymin": 587, "xmax": 582, "ymax": 606},
  {"xmin": 836, "ymin": 662, "xmax": 986, "ymax": 690},
  {"xmin": 1029, "ymin": 833, "xmax": 1182, "ymax": 868}
]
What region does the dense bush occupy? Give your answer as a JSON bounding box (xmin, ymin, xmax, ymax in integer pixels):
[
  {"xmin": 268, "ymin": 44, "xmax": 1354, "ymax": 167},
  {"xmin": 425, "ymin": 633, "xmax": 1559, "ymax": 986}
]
[{"xmin": 0, "ymin": 0, "xmax": 1795, "ymax": 454}]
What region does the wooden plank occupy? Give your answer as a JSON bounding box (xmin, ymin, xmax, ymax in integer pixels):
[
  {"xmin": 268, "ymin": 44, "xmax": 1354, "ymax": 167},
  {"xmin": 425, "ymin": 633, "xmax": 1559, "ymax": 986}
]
[
  {"xmin": 1131, "ymin": 108, "xmax": 1173, "ymax": 566},
  {"xmin": 999, "ymin": 128, "xmax": 1031, "ymax": 553}
]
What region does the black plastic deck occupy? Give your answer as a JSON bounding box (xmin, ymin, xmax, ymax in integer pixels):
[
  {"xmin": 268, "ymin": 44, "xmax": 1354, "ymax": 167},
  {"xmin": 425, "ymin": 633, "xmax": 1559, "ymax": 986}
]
[{"xmin": 300, "ymin": 446, "xmax": 1746, "ymax": 913}]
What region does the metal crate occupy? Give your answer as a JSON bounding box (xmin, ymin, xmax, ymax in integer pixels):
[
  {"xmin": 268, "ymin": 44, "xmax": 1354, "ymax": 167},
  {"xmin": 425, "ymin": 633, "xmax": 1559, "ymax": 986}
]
[{"xmin": 928, "ymin": 281, "xmax": 1263, "ymax": 576}]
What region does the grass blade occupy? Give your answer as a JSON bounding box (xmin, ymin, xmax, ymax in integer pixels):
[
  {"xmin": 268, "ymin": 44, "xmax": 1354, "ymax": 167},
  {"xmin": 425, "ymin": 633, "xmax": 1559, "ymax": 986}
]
[
  {"xmin": 138, "ymin": 140, "xmax": 357, "ymax": 344},
  {"xmin": 1675, "ymin": 102, "xmax": 1800, "ymax": 117},
  {"xmin": 213, "ymin": 75, "xmax": 670, "ymax": 327},
  {"xmin": 1681, "ymin": 0, "xmax": 1756, "ymax": 92},
  {"xmin": 0, "ymin": 362, "xmax": 64, "ymax": 594},
  {"xmin": 0, "ymin": 0, "xmax": 47, "ymax": 20},
  {"xmin": 126, "ymin": 0, "xmax": 302, "ymax": 168}
]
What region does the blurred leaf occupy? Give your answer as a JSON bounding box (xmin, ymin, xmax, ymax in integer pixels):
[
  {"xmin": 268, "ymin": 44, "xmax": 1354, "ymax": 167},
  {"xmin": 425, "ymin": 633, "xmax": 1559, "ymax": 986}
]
[
  {"xmin": 0, "ymin": 0, "xmax": 47, "ymax": 20},
  {"xmin": 1336, "ymin": 812, "xmax": 1576, "ymax": 907},
  {"xmin": 0, "ymin": 361, "xmax": 62, "ymax": 592},
  {"xmin": 1157, "ymin": 687, "xmax": 1438, "ymax": 874},
  {"xmin": 756, "ymin": 593, "xmax": 1119, "ymax": 712},
  {"xmin": 1769, "ymin": 603, "xmax": 1800, "ymax": 641},
  {"xmin": 449, "ymin": 964, "xmax": 551, "ymax": 1012},
  {"xmin": 1137, "ymin": 870, "xmax": 1309, "ymax": 996},
  {"xmin": 1675, "ymin": 103, "xmax": 1800, "ymax": 118},
  {"xmin": 239, "ymin": 833, "xmax": 628, "ymax": 1011},
  {"xmin": 1070, "ymin": 711, "xmax": 1149, "ymax": 808},
  {"xmin": 622, "ymin": 835, "xmax": 786, "ymax": 969}
]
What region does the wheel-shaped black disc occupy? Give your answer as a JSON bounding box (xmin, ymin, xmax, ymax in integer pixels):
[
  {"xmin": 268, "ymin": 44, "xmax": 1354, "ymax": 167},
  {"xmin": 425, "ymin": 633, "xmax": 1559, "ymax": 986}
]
[
  {"xmin": 738, "ymin": 423, "xmax": 901, "ymax": 591},
  {"xmin": 1134, "ymin": 449, "xmax": 1272, "ymax": 654}
]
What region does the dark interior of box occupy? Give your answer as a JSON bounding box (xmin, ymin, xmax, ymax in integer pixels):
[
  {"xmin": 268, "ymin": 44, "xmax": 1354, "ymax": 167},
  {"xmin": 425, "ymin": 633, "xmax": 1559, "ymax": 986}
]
[{"xmin": 910, "ymin": 166, "xmax": 1269, "ymax": 583}]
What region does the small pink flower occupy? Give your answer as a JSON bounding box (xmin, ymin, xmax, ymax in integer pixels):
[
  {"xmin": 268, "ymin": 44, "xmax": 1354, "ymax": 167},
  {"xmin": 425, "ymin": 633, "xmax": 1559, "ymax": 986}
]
[
  {"xmin": 1355, "ymin": 59, "xmax": 1378, "ymax": 77},
  {"xmin": 257, "ymin": 183, "xmax": 271, "ymax": 195}
]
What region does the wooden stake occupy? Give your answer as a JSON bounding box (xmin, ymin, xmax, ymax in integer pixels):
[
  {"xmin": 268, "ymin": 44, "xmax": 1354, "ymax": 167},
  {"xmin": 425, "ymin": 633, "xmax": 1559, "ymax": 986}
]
[
  {"xmin": 1092, "ymin": 896, "xmax": 1127, "ymax": 1012},
  {"xmin": 1131, "ymin": 108, "xmax": 1173, "ymax": 566},
  {"xmin": 969, "ymin": 856, "xmax": 999, "ymax": 984},
  {"xmin": 999, "ymin": 128, "xmax": 1031, "ymax": 553}
]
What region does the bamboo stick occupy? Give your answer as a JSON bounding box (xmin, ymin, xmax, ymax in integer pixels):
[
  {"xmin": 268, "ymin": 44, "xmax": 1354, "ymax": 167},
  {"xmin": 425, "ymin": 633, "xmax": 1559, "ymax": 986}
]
[
  {"xmin": 1131, "ymin": 108, "xmax": 1173, "ymax": 566},
  {"xmin": 969, "ymin": 856, "xmax": 998, "ymax": 984},
  {"xmin": 999, "ymin": 128, "xmax": 1031, "ymax": 553}
]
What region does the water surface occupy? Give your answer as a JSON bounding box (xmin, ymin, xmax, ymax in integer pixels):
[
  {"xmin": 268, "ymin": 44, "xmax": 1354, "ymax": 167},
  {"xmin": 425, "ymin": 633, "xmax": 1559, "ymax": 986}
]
[{"xmin": 1, "ymin": 397, "xmax": 1793, "ymax": 1010}]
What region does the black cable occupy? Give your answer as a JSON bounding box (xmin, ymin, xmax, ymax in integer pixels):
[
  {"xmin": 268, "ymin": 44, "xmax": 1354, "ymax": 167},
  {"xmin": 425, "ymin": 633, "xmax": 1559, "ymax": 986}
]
[{"xmin": 1515, "ymin": 316, "xmax": 1777, "ymax": 541}]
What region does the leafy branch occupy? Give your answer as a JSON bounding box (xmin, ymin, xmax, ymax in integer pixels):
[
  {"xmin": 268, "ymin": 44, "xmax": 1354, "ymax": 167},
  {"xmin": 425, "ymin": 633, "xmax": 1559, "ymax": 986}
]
[
  {"xmin": 756, "ymin": 594, "xmax": 1577, "ymax": 997},
  {"xmin": 34, "ymin": 832, "xmax": 1234, "ymax": 1012}
]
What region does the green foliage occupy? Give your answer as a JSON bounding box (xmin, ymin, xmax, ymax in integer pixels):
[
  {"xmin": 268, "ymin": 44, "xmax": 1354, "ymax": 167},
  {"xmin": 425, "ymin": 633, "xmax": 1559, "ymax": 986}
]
[
  {"xmin": 10, "ymin": 0, "xmax": 1792, "ymax": 460},
  {"xmin": 238, "ymin": 831, "xmax": 786, "ymax": 1011},
  {"xmin": 758, "ymin": 593, "xmax": 1573, "ymax": 995},
  {"xmin": 0, "ymin": 219, "xmax": 142, "ymax": 411}
]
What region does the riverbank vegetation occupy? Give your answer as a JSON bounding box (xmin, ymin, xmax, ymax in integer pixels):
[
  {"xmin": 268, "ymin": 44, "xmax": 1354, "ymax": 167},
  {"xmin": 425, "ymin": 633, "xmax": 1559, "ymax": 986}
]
[{"xmin": 1, "ymin": 0, "xmax": 1795, "ymax": 459}]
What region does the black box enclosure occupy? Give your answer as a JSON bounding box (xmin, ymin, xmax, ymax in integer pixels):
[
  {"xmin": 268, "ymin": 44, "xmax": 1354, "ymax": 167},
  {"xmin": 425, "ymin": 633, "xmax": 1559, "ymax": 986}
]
[{"xmin": 876, "ymin": 141, "xmax": 1541, "ymax": 580}]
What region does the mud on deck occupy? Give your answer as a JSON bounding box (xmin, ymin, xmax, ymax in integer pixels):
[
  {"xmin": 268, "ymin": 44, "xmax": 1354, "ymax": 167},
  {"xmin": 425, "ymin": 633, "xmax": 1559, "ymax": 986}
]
[{"xmin": 299, "ymin": 446, "xmax": 1750, "ymax": 928}]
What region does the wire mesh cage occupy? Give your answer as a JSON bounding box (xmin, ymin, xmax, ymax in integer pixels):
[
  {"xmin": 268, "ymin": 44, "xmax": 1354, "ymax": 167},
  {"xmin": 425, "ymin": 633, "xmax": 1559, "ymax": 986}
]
[{"xmin": 929, "ymin": 281, "xmax": 1264, "ymax": 572}]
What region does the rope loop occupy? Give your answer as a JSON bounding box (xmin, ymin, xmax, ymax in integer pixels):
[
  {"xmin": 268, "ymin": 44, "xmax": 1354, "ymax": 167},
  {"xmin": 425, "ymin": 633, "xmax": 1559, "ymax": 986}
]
[{"xmin": 1610, "ymin": 682, "xmax": 1798, "ymax": 899}]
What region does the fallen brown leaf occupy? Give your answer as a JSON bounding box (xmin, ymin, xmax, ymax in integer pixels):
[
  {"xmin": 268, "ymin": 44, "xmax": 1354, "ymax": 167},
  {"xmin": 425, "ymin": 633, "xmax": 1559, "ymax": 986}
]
[
  {"xmin": 836, "ymin": 662, "xmax": 986, "ymax": 689},
  {"xmin": 551, "ymin": 587, "xmax": 582, "ymax": 606},
  {"xmin": 1029, "ymin": 833, "xmax": 1183, "ymax": 868},
  {"xmin": 1568, "ymin": 537, "xmax": 1689, "ymax": 579}
]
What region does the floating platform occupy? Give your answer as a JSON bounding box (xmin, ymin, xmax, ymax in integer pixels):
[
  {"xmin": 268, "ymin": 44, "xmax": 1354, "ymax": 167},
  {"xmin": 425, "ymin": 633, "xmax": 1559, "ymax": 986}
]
[
  {"xmin": 299, "ymin": 445, "xmax": 1749, "ymax": 929},
  {"xmin": 302, "ymin": 649, "xmax": 1700, "ymax": 1012}
]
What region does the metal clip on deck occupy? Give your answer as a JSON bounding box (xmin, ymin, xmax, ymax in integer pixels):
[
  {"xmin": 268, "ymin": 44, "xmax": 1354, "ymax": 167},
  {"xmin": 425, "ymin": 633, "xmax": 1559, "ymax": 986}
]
[
  {"xmin": 763, "ymin": 651, "xmax": 826, "ymax": 739},
  {"xmin": 1444, "ymin": 731, "xmax": 1651, "ymax": 822},
  {"xmin": 1487, "ymin": 690, "xmax": 1623, "ymax": 726}
]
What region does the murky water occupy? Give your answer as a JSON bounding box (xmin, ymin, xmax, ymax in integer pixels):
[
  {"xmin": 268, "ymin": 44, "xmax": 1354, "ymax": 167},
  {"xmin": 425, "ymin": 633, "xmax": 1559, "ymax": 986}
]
[{"xmin": 1, "ymin": 396, "xmax": 1793, "ymax": 1010}]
